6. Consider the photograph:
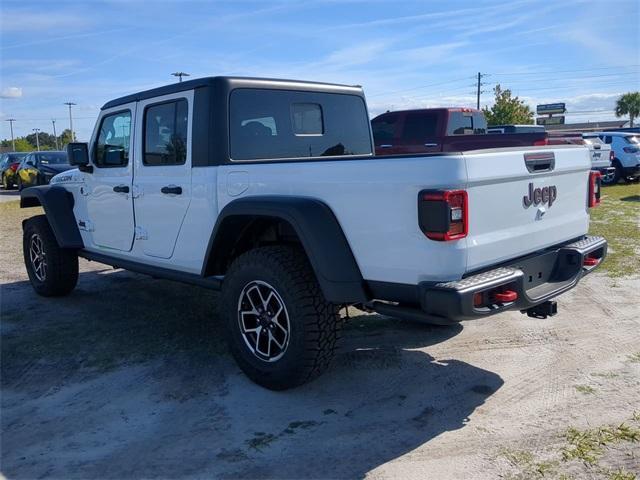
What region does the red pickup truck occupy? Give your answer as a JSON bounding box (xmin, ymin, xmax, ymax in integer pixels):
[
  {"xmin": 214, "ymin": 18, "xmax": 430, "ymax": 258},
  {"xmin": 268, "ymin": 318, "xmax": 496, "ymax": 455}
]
[{"xmin": 371, "ymin": 108, "xmax": 548, "ymax": 154}]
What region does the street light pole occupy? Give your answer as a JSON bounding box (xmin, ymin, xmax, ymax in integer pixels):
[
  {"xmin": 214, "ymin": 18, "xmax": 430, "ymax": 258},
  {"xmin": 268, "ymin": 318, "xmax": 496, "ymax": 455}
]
[
  {"xmin": 52, "ymin": 119, "xmax": 59, "ymax": 149},
  {"xmin": 64, "ymin": 102, "xmax": 77, "ymax": 141},
  {"xmin": 6, "ymin": 118, "xmax": 16, "ymax": 151},
  {"xmin": 32, "ymin": 128, "xmax": 41, "ymax": 151},
  {"xmin": 171, "ymin": 72, "xmax": 190, "ymax": 83}
]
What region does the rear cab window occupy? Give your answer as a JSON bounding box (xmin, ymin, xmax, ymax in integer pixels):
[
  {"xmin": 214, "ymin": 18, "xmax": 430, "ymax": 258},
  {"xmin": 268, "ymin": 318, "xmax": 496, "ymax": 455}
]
[
  {"xmin": 447, "ymin": 111, "xmax": 487, "ymax": 135},
  {"xmin": 229, "ymin": 89, "xmax": 372, "ymax": 161}
]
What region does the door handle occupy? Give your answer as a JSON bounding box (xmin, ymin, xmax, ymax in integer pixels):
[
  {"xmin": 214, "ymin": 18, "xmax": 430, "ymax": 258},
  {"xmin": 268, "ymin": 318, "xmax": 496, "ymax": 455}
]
[
  {"xmin": 379, "ymin": 144, "xmax": 393, "ymax": 148},
  {"xmin": 161, "ymin": 185, "xmax": 182, "ymax": 195},
  {"xmin": 113, "ymin": 185, "xmax": 130, "ymax": 193},
  {"xmin": 424, "ymin": 143, "xmax": 439, "ymax": 148}
]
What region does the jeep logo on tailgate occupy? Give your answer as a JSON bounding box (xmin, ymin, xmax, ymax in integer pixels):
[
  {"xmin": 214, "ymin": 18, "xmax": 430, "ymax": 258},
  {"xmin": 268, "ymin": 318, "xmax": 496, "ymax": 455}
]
[{"xmin": 523, "ymin": 183, "xmax": 557, "ymax": 208}]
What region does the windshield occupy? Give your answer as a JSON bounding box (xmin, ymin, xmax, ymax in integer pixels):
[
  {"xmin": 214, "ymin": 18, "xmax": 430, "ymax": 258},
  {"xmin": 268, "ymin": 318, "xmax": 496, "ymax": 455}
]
[
  {"xmin": 624, "ymin": 135, "xmax": 640, "ymax": 145},
  {"xmin": 37, "ymin": 152, "xmax": 68, "ymax": 165},
  {"xmin": 7, "ymin": 153, "xmax": 26, "ymax": 162}
]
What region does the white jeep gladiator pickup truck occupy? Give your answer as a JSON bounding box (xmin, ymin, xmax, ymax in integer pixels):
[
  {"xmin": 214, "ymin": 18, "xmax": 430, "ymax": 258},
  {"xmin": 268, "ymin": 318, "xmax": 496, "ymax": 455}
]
[{"xmin": 20, "ymin": 76, "xmax": 607, "ymax": 389}]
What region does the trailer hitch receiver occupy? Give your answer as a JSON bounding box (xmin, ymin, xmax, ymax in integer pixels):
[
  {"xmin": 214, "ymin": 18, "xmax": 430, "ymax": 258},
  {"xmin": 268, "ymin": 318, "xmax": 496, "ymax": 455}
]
[{"xmin": 523, "ymin": 300, "xmax": 558, "ymax": 319}]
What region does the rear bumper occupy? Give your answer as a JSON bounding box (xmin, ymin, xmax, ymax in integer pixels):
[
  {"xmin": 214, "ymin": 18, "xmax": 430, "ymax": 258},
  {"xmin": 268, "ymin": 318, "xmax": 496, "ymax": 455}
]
[
  {"xmin": 596, "ymin": 166, "xmax": 616, "ymax": 182},
  {"xmin": 372, "ymin": 236, "xmax": 607, "ymax": 325},
  {"xmin": 622, "ymin": 164, "xmax": 640, "ymax": 178}
]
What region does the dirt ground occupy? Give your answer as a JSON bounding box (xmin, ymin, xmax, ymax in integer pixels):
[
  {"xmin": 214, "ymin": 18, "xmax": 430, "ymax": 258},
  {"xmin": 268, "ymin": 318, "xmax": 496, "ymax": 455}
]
[{"xmin": 1, "ymin": 196, "xmax": 639, "ymax": 480}]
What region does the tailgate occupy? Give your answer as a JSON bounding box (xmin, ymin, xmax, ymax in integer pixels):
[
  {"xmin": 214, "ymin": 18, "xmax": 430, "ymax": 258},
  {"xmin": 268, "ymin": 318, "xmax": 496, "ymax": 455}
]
[
  {"xmin": 589, "ymin": 144, "xmax": 610, "ymax": 169},
  {"xmin": 463, "ymin": 146, "xmax": 591, "ymax": 272}
]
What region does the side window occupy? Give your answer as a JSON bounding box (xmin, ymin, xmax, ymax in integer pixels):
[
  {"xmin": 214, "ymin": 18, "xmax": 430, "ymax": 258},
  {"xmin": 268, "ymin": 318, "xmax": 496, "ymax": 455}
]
[
  {"xmin": 372, "ymin": 114, "xmax": 400, "ymax": 144},
  {"xmin": 229, "ymin": 89, "xmax": 372, "ymax": 161},
  {"xmin": 143, "ymin": 99, "xmax": 188, "ymax": 166},
  {"xmin": 95, "ymin": 110, "xmax": 131, "ymax": 168},
  {"xmin": 402, "ymin": 112, "xmax": 439, "ymax": 141},
  {"xmin": 604, "ymin": 136, "xmax": 612, "ymax": 144}
]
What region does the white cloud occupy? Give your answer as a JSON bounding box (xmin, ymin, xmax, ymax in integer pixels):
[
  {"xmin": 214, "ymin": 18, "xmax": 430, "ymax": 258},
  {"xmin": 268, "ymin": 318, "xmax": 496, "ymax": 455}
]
[{"xmin": 0, "ymin": 87, "xmax": 22, "ymax": 99}]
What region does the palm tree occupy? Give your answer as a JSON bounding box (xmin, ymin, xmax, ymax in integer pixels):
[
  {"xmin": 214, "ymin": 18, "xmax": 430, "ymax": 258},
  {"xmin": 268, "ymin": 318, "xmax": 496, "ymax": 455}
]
[{"xmin": 615, "ymin": 92, "xmax": 640, "ymax": 127}]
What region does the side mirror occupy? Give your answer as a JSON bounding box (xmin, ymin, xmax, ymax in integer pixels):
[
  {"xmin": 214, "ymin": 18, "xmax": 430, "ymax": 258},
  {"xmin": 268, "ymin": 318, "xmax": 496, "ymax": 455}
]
[{"xmin": 67, "ymin": 143, "xmax": 93, "ymax": 173}]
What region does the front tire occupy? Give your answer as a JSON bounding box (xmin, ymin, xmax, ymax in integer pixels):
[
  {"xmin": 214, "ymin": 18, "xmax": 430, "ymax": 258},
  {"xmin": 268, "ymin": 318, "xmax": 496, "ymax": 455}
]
[
  {"xmin": 23, "ymin": 215, "xmax": 78, "ymax": 297},
  {"xmin": 220, "ymin": 246, "xmax": 340, "ymax": 390}
]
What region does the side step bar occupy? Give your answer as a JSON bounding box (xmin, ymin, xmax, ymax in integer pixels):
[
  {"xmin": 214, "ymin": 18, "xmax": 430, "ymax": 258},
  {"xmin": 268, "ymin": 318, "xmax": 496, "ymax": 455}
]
[{"xmin": 78, "ymin": 250, "xmax": 223, "ymax": 290}]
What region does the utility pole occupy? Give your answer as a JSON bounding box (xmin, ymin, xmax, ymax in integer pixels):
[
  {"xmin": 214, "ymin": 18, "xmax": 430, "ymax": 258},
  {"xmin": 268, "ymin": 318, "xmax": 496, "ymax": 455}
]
[
  {"xmin": 476, "ymin": 72, "xmax": 487, "ymax": 110},
  {"xmin": 64, "ymin": 102, "xmax": 76, "ymax": 141},
  {"xmin": 32, "ymin": 128, "xmax": 41, "ymax": 151},
  {"xmin": 52, "ymin": 119, "xmax": 59, "ymax": 149},
  {"xmin": 171, "ymin": 72, "xmax": 190, "ymax": 83},
  {"xmin": 6, "ymin": 118, "xmax": 16, "ymax": 151}
]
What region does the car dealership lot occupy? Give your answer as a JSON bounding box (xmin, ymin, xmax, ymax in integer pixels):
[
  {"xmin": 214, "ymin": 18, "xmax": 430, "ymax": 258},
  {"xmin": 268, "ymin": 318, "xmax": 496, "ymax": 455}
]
[{"xmin": 1, "ymin": 192, "xmax": 639, "ymax": 479}]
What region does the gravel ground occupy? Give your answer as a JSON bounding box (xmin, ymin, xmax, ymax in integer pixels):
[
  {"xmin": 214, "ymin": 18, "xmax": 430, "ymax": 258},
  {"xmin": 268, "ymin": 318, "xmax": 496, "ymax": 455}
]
[{"xmin": 1, "ymin": 198, "xmax": 639, "ymax": 480}]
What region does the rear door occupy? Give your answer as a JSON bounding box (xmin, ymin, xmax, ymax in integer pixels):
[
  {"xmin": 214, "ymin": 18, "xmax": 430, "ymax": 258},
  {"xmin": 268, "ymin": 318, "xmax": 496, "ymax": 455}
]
[
  {"xmin": 463, "ymin": 147, "xmax": 591, "ymax": 272},
  {"xmin": 133, "ymin": 91, "xmax": 192, "ymax": 259},
  {"xmin": 372, "ymin": 112, "xmax": 403, "ymax": 154},
  {"xmin": 396, "ymin": 111, "xmax": 441, "ymax": 153}
]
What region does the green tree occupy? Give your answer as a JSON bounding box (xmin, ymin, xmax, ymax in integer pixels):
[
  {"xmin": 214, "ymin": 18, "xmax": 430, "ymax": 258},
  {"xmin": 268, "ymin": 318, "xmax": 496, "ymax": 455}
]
[
  {"xmin": 615, "ymin": 92, "xmax": 640, "ymax": 127},
  {"xmin": 58, "ymin": 129, "xmax": 74, "ymax": 148},
  {"xmin": 482, "ymin": 84, "xmax": 534, "ymax": 126},
  {"xmin": 13, "ymin": 138, "xmax": 35, "ymax": 152}
]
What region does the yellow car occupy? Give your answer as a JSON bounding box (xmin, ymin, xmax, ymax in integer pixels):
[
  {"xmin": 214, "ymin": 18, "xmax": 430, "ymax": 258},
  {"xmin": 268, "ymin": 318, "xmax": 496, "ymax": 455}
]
[
  {"xmin": 0, "ymin": 152, "xmax": 26, "ymax": 189},
  {"xmin": 16, "ymin": 151, "xmax": 71, "ymax": 190}
]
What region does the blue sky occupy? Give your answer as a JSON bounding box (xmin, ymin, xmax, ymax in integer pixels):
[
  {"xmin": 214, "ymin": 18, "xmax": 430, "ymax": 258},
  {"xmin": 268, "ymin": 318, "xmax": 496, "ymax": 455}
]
[{"xmin": 1, "ymin": 0, "xmax": 639, "ymax": 142}]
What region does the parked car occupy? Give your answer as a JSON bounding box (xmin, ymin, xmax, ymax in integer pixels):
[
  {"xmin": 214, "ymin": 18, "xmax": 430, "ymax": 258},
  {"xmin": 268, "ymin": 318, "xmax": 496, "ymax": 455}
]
[
  {"xmin": 20, "ymin": 76, "xmax": 606, "ymax": 390},
  {"xmin": 0, "ymin": 152, "xmax": 26, "ymax": 189},
  {"xmin": 16, "ymin": 151, "xmax": 71, "ymax": 190},
  {"xmin": 487, "ymin": 125, "xmax": 546, "ymax": 134},
  {"xmin": 581, "ymin": 134, "xmax": 615, "ymax": 183},
  {"xmin": 371, "ymin": 108, "xmax": 547, "ymax": 154},
  {"xmin": 595, "ymin": 132, "xmax": 640, "ymax": 183}
]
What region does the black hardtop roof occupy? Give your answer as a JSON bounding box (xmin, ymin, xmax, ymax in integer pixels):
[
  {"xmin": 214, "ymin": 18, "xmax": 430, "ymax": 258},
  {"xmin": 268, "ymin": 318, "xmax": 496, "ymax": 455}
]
[{"xmin": 102, "ymin": 76, "xmax": 364, "ymax": 110}]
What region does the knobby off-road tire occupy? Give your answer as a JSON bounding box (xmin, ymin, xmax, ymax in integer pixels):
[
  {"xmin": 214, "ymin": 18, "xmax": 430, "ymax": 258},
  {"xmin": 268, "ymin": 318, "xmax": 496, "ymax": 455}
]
[
  {"xmin": 23, "ymin": 215, "xmax": 78, "ymax": 297},
  {"xmin": 220, "ymin": 245, "xmax": 341, "ymax": 390}
]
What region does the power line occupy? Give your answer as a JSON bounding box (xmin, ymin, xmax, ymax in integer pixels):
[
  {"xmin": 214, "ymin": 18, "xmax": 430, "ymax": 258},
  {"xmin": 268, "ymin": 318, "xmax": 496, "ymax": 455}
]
[
  {"xmin": 492, "ymin": 64, "xmax": 640, "ymax": 76},
  {"xmin": 492, "ymin": 71, "xmax": 640, "ymax": 86},
  {"xmin": 367, "ymin": 76, "xmax": 472, "ymax": 98}
]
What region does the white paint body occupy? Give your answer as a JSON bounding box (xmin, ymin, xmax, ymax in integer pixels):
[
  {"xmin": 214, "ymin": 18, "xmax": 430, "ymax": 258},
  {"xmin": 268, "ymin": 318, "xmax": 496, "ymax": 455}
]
[{"xmin": 52, "ymin": 98, "xmax": 593, "ymax": 288}]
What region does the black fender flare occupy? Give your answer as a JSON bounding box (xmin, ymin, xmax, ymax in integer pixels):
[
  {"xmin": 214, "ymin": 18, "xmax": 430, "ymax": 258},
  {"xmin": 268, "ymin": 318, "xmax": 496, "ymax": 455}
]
[
  {"xmin": 20, "ymin": 186, "xmax": 84, "ymax": 249},
  {"xmin": 202, "ymin": 196, "xmax": 367, "ymax": 304}
]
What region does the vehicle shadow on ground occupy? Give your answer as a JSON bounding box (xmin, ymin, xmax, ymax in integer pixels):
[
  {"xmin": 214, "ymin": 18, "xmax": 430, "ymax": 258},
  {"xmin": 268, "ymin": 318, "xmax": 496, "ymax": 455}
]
[{"xmin": 1, "ymin": 268, "xmax": 503, "ymax": 479}]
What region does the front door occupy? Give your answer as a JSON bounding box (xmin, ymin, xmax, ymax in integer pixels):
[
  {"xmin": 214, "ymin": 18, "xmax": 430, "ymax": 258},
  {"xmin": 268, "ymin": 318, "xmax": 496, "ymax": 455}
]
[
  {"xmin": 85, "ymin": 105, "xmax": 136, "ymax": 252},
  {"xmin": 133, "ymin": 92, "xmax": 193, "ymax": 259}
]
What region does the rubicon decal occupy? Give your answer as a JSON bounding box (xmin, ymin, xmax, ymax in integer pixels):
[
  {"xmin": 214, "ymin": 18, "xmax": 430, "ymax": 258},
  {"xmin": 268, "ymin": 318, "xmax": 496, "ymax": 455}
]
[{"xmin": 523, "ymin": 183, "xmax": 557, "ymax": 208}]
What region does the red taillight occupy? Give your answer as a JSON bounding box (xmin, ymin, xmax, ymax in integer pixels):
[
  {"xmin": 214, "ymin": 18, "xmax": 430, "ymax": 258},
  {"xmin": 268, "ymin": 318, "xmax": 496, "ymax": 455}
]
[
  {"xmin": 9, "ymin": 163, "xmax": 19, "ymax": 172},
  {"xmin": 533, "ymin": 138, "xmax": 548, "ymax": 146},
  {"xmin": 588, "ymin": 171, "xmax": 601, "ymax": 208},
  {"xmin": 418, "ymin": 190, "xmax": 468, "ymax": 241}
]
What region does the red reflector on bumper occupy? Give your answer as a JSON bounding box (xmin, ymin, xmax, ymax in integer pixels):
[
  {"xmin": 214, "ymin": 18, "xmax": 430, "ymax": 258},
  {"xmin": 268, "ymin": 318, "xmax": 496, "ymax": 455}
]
[{"xmin": 494, "ymin": 290, "xmax": 518, "ymax": 303}]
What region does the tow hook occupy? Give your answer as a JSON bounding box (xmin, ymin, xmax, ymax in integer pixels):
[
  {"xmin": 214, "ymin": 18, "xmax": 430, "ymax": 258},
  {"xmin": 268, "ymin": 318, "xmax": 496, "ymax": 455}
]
[{"xmin": 522, "ymin": 300, "xmax": 558, "ymax": 319}]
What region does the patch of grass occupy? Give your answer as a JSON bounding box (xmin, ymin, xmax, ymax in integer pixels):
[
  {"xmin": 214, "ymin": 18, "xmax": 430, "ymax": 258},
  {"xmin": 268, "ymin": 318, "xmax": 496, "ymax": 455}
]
[
  {"xmin": 562, "ymin": 423, "xmax": 640, "ymax": 465},
  {"xmin": 589, "ymin": 183, "xmax": 640, "ymax": 277},
  {"xmin": 575, "ymin": 384, "xmax": 597, "ymax": 394},
  {"xmin": 606, "ymin": 468, "xmax": 637, "ymax": 480},
  {"xmin": 500, "ymin": 448, "xmax": 558, "ymax": 478},
  {"xmin": 626, "ymin": 352, "xmax": 640, "ymax": 363}
]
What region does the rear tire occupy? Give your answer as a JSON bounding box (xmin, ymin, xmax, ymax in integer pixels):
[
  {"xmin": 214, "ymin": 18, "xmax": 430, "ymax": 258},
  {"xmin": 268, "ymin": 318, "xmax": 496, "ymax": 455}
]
[
  {"xmin": 2, "ymin": 174, "xmax": 12, "ymax": 190},
  {"xmin": 23, "ymin": 215, "xmax": 78, "ymax": 297},
  {"xmin": 219, "ymin": 246, "xmax": 340, "ymax": 390}
]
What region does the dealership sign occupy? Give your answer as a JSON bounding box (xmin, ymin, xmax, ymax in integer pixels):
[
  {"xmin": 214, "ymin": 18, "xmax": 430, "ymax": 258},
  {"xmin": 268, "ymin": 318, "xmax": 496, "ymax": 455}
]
[
  {"xmin": 537, "ymin": 103, "xmax": 566, "ymax": 115},
  {"xmin": 537, "ymin": 116, "xmax": 565, "ymax": 126}
]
